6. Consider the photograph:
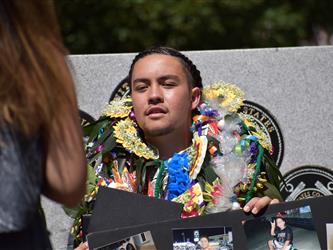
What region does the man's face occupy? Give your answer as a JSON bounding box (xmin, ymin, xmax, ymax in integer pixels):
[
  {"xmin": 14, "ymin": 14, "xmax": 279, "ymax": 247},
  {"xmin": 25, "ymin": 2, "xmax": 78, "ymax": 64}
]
[
  {"xmin": 200, "ymin": 237, "xmax": 209, "ymax": 249},
  {"xmin": 131, "ymin": 54, "xmax": 200, "ymax": 138},
  {"xmin": 276, "ymin": 218, "xmax": 286, "ymax": 229}
]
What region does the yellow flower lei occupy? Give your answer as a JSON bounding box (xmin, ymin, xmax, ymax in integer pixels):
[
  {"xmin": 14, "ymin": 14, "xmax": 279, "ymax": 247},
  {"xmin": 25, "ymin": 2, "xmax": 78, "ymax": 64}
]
[
  {"xmin": 202, "ymin": 81, "xmax": 245, "ymax": 112},
  {"xmin": 102, "ymin": 98, "xmax": 132, "ymax": 118},
  {"xmin": 101, "ymin": 98, "xmax": 158, "ymax": 160},
  {"xmin": 113, "ymin": 117, "xmax": 159, "ymax": 160}
]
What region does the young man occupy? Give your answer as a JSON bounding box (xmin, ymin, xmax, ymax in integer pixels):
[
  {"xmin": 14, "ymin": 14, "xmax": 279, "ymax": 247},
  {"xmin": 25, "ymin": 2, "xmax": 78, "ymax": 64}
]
[
  {"xmin": 128, "ymin": 46, "xmax": 279, "ymax": 210},
  {"xmin": 72, "ymin": 47, "xmax": 282, "ymax": 249},
  {"xmin": 268, "ymin": 217, "xmax": 293, "ymax": 250}
]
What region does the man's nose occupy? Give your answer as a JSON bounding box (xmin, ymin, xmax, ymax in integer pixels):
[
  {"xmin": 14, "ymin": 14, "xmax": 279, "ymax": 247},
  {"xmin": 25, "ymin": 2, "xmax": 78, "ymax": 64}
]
[{"xmin": 148, "ymin": 84, "xmax": 163, "ymax": 104}]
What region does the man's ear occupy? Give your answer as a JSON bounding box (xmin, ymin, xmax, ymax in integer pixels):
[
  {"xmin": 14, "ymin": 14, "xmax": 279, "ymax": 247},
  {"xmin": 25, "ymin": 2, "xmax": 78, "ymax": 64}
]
[{"xmin": 191, "ymin": 87, "xmax": 201, "ymax": 110}]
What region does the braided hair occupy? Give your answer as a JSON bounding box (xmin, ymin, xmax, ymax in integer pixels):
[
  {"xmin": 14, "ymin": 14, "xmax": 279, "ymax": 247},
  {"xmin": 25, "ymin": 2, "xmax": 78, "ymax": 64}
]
[{"xmin": 128, "ymin": 46, "xmax": 203, "ymax": 90}]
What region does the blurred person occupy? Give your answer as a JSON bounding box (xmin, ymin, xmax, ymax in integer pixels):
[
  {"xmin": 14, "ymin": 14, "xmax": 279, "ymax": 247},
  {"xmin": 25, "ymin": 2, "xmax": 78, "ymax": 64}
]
[
  {"xmin": 268, "ymin": 216, "xmax": 293, "ymax": 250},
  {"xmin": 0, "ymin": 0, "xmax": 86, "ymax": 249},
  {"xmin": 199, "ymin": 236, "xmax": 212, "ymax": 250}
]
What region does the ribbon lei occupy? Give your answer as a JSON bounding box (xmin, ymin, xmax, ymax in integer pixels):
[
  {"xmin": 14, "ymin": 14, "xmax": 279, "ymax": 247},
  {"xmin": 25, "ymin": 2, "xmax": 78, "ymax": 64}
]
[
  {"xmin": 246, "ymin": 144, "xmax": 264, "ymax": 203},
  {"xmin": 154, "ymin": 160, "xmax": 165, "ymax": 198}
]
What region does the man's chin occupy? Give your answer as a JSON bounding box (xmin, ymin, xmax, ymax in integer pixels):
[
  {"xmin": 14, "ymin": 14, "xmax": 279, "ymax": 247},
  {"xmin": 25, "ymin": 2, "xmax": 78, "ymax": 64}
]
[{"xmin": 143, "ymin": 126, "xmax": 173, "ymax": 137}]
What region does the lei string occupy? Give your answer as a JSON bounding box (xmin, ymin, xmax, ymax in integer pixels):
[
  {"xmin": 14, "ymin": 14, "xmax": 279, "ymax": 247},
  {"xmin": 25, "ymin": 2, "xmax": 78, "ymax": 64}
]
[
  {"xmin": 196, "ymin": 82, "xmax": 281, "ymax": 212},
  {"xmin": 249, "ymin": 141, "xmax": 258, "ymax": 163},
  {"xmin": 192, "ymin": 102, "xmax": 220, "ymax": 136},
  {"xmin": 203, "ymin": 179, "xmax": 226, "ymax": 213},
  {"xmin": 173, "ymin": 183, "xmax": 206, "ymax": 218},
  {"xmin": 198, "ymin": 102, "xmax": 220, "ymax": 118},
  {"xmin": 165, "ymin": 152, "xmax": 191, "ymax": 201},
  {"xmin": 153, "ymin": 160, "xmax": 165, "ymax": 198},
  {"xmin": 245, "ymin": 143, "xmax": 264, "ymax": 202},
  {"xmin": 209, "ymin": 151, "xmax": 247, "ymax": 212},
  {"xmin": 189, "ymin": 134, "xmax": 208, "ymax": 180}
]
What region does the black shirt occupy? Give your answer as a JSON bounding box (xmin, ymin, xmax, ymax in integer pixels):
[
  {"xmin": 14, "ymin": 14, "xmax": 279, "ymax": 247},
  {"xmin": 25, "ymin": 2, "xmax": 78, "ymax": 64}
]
[
  {"xmin": 0, "ymin": 124, "xmax": 51, "ymax": 249},
  {"xmin": 275, "ymin": 226, "xmax": 293, "ymax": 244}
]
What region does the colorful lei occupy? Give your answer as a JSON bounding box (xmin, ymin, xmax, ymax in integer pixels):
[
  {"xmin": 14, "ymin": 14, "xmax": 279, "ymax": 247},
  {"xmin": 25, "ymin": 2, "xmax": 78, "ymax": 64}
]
[
  {"xmin": 165, "ymin": 151, "xmax": 191, "ymax": 201},
  {"xmin": 64, "ymin": 82, "xmax": 283, "ymax": 246}
]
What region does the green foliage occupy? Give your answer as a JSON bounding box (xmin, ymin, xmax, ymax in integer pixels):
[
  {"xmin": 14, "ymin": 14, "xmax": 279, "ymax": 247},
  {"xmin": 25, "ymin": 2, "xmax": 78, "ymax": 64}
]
[
  {"xmin": 263, "ymin": 182, "xmax": 283, "ymax": 201},
  {"xmin": 55, "ymin": 0, "xmax": 333, "ymax": 54},
  {"xmin": 63, "ymin": 164, "xmax": 98, "ymax": 219},
  {"xmin": 63, "ymin": 205, "xmax": 80, "ymax": 219},
  {"xmin": 263, "ymin": 152, "xmax": 285, "ymax": 189}
]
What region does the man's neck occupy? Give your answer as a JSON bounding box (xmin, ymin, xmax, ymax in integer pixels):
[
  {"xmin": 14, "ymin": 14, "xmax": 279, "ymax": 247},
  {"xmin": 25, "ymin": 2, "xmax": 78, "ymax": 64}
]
[{"xmin": 145, "ymin": 131, "xmax": 192, "ymax": 160}]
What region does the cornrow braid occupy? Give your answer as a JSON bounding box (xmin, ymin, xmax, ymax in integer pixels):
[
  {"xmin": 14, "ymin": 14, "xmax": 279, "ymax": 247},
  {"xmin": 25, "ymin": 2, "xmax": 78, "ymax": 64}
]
[{"xmin": 128, "ymin": 46, "xmax": 203, "ymax": 90}]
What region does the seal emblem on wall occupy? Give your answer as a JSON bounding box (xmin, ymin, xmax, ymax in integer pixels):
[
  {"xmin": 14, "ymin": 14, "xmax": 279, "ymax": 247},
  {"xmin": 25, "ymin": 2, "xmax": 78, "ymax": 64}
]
[
  {"xmin": 80, "ymin": 110, "xmax": 96, "ymax": 126},
  {"xmin": 280, "ymin": 166, "xmax": 333, "ymax": 201},
  {"xmin": 109, "ymin": 77, "xmax": 130, "ymax": 101}
]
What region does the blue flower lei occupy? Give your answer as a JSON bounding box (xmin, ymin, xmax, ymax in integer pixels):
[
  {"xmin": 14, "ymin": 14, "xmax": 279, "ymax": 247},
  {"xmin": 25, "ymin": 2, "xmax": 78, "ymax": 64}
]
[{"xmin": 165, "ymin": 151, "xmax": 191, "ymax": 200}]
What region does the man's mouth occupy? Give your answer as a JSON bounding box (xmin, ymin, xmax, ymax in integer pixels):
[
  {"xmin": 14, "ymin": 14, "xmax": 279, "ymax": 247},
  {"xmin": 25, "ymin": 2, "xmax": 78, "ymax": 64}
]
[{"xmin": 145, "ymin": 106, "xmax": 167, "ymax": 117}]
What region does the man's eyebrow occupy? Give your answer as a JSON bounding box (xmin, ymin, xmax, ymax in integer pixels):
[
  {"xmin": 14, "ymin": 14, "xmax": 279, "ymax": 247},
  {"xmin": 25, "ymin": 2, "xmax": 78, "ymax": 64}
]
[
  {"xmin": 132, "ymin": 75, "xmax": 180, "ymax": 85},
  {"xmin": 158, "ymin": 74, "xmax": 180, "ymax": 81},
  {"xmin": 132, "ymin": 78, "xmax": 149, "ymax": 85}
]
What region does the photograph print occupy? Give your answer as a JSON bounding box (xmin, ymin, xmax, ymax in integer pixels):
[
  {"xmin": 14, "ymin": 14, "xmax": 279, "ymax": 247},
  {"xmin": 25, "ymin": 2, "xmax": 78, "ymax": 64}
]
[
  {"xmin": 94, "ymin": 231, "xmax": 156, "ymax": 250},
  {"xmin": 243, "ymin": 205, "xmax": 320, "ymax": 250},
  {"xmin": 172, "ymin": 226, "xmax": 233, "ymax": 250}
]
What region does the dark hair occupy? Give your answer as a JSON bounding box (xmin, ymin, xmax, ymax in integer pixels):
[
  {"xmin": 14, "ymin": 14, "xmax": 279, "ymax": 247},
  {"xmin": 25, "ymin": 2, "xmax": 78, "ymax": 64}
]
[
  {"xmin": 126, "ymin": 243, "xmax": 136, "ymax": 250},
  {"xmin": 200, "ymin": 235, "xmax": 209, "ymax": 240},
  {"xmin": 0, "ymin": 0, "xmax": 77, "ymax": 136},
  {"xmin": 275, "ymin": 216, "xmax": 286, "ymax": 222},
  {"xmin": 128, "ymin": 46, "xmax": 203, "ymax": 89}
]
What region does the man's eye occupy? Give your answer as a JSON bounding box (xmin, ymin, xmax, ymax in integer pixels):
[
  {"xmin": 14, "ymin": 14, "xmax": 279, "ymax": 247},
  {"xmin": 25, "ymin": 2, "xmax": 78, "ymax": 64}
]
[
  {"xmin": 162, "ymin": 82, "xmax": 176, "ymax": 88},
  {"xmin": 134, "ymin": 84, "xmax": 148, "ymax": 92}
]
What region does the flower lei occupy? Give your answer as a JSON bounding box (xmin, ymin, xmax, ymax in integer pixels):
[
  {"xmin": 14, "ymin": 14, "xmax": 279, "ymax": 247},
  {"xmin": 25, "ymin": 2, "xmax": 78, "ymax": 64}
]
[
  {"xmin": 65, "ymin": 81, "xmax": 283, "ymax": 246},
  {"xmin": 113, "ymin": 118, "xmax": 158, "ymax": 160}
]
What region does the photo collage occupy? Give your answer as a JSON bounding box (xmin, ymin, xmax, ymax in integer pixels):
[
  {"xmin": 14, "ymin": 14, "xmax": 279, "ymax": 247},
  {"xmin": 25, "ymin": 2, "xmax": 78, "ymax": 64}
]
[{"xmin": 86, "ymin": 187, "xmax": 333, "ymax": 250}]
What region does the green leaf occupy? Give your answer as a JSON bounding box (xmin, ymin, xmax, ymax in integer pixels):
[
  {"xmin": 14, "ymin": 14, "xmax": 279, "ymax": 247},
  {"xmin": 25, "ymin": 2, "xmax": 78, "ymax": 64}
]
[
  {"xmin": 95, "ymin": 127, "xmax": 112, "ymax": 146},
  {"xmin": 85, "ymin": 165, "xmax": 99, "ymax": 198},
  {"xmin": 82, "ymin": 123, "xmax": 96, "ymax": 137},
  {"xmin": 203, "ymin": 165, "xmax": 218, "ymax": 184},
  {"xmin": 87, "ymin": 118, "xmax": 110, "ymax": 143},
  {"xmin": 248, "ymin": 126, "xmax": 257, "ymax": 132},
  {"xmin": 89, "ymin": 128, "xmax": 113, "ymax": 154},
  {"xmin": 134, "ymin": 158, "xmax": 145, "ymax": 193},
  {"xmin": 102, "ymin": 134, "xmax": 116, "ymax": 153},
  {"xmin": 87, "ymin": 152, "xmax": 102, "ymax": 166},
  {"xmin": 263, "ymin": 182, "xmax": 283, "ymax": 201},
  {"xmin": 196, "ymin": 175, "xmax": 206, "ymax": 192},
  {"xmin": 144, "ymin": 160, "xmax": 160, "ymax": 168},
  {"xmin": 63, "ymin": 205, "xmax": 81, "ymax": 219},
  {"xmin": 263, "ymin": 153, "xmax": 285, "ymax": 189}
]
